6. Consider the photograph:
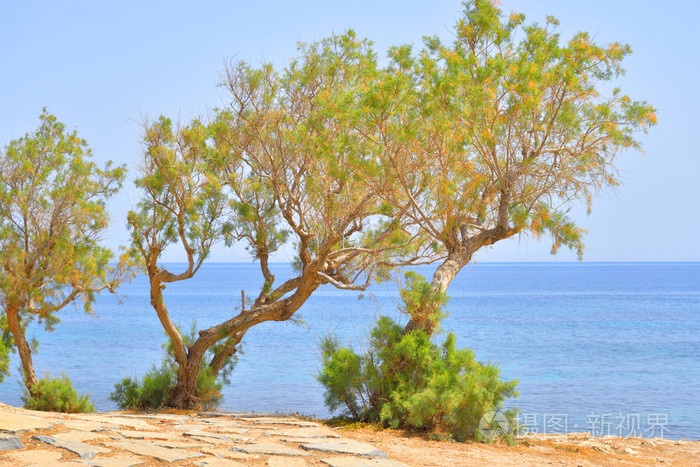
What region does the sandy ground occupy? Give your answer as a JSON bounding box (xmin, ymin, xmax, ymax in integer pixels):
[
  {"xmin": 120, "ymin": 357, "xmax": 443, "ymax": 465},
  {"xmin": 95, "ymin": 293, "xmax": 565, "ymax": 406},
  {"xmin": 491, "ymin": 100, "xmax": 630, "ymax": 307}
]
[{"xmin": 337, "ymin": 425, "xmax": 700, "ymax": 466}]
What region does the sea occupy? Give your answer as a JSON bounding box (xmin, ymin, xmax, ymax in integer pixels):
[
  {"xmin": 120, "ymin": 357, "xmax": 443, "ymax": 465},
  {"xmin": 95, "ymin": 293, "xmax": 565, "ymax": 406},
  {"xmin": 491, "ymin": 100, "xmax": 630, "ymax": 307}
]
[{"xmin": 0, "ymin": 262, "xmax": 698, "ymax": 440}]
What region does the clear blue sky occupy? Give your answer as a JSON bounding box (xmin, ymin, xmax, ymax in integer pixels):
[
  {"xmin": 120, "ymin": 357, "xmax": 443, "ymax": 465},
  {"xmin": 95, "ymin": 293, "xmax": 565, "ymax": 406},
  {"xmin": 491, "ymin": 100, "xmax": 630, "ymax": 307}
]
[{"xmin": 2, "ymin": 1, "xmax": 698, "ymax": 262}]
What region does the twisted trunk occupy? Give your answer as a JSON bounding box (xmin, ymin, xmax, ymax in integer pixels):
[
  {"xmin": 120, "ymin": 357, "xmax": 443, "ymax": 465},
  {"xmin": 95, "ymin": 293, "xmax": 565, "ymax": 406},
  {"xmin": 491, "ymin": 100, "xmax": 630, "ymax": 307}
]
[{"xmin": 166, "ymin": 273, "xmax": 320, "ymax": 409}]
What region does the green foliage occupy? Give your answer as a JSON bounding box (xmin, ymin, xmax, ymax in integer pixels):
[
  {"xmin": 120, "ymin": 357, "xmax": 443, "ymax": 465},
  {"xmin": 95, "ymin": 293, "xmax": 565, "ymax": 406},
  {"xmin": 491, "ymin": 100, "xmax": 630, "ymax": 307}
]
[
  {"xmin": 110, "ymin": 322, "xmax": 236, "ymax": 410},
  {"xmin": 0, "ymin": 315, "xmax": 12, "ymax": 383},
  {"xmin": 318, "ymin": 316, "xmax": 518, "ymax": 442},
  {"xmin": 0, "ymin": 109, "xmax": 129, "ymax": 325},
  {"xmin": 110, "ymin": 363, "xmax": 174, "ymax": 411},
  {"xmin": 399, "ymin": 271, "xmax": 449, "ymax": 327},
  {"xmin": 22, "ymin": 374, "xmax": 95, "ymax": 413}
]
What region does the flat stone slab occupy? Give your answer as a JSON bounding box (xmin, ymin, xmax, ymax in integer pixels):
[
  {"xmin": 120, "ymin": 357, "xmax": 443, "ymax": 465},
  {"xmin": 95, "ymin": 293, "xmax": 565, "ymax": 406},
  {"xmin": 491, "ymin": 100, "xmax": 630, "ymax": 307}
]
[
  {"xmin": 116, "ymin": 429, "xmax": 182, "ymax": 440},
  {"xmin": 91, "ymin": 416, "xmax": 155, "ymax": 430},
  {"xmin": 86, "ymin": 457, "xmax": 146, "ymax": 467},
  {"xmin": 239, "ymin": 425, "xmax": 278, "ymax": 431},
  {"xmin": 195, "ymin": 457, "xmax": 246, "ymax": 466},
  {"xmin": 175, "ymin": 424, "xmax": 218, "ymax": 432},
  {"xmin": 33, "ymin": 435, "xmax": 111, "ymax": 460},
  {"xmin": 113, "ymin": 413, "xmax": 190, "ymax": 421},
  {"xmin": 53, "ymin": 430, "xmax": 111, "ymax": 442},
  {"xmin": 153, "ymin": 440, "xmax": 211, "ymax": 449},
  {"xmin": 184, "ymin": 430, "xmax": 234, "ymax": 442},
  {"xmin": 0, "ymin": 435, "xmax": 24, "ymax": 450},
  {"xmin": 212, "ymin": 426, "xmax": 250, "ymax": 435},
  {"xmin": 106, "ymin": 440, "xmax": 203, "ymax": 463},
  {"xmin": 230, "ymin": 443, "xmax": 312, "ymax": 457},
  {"xmin": 200, "ymin": 446, "xmax": 257, "ymax": 460},
  {"xmin": 200, "ymin": 412, "xmax": 277, "ymax": 418},
  {"xmin": 320, "ymin": 457, "xmax": 409, "ymax": 467},
  {"xmin": 190, "ymin": 434, "xmax": 252, "ymax": 444},
  {"xmin": 267, "ymin": 456, "xmax": 308, "ymax": 466},
  {"xmin": 0, "ymin": 412, "xmax": 55, "ymax": 433},
  {"xmin": 301, "ymin": 440, "xmax": 388, "ymax": 458},
  {"xmin": 62, "ymin": 419, "xmax": 121, "ymax": 431},
  {"xmin": 239, "ymin": 417, "xmax": 320, "ymax": 428},
  {"xmin": 264, "ymin": 428, "xmax": 341, "ymax": 439}
]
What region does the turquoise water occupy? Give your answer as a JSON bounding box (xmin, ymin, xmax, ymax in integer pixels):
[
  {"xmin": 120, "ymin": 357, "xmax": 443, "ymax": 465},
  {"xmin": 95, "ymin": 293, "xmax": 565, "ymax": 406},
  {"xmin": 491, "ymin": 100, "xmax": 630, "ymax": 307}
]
[{"xmin": 1, "ymin": 262, "xmax": 698, "ymax": 440}]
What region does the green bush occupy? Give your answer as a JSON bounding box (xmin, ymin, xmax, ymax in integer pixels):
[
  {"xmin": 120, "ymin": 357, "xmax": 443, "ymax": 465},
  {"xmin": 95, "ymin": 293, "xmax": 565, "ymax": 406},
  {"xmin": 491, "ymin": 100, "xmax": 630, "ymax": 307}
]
[
  {"xmin": 317, "ymin": 273, "xmax": 518, "ymax": 442},
  {"xmin": 110, "ymin": 362, "xmax": 175, "ymax": 410},
  {"xmin": 22, "ymin": 374, "xmax": 95, "ymax": 413},
  {"xmin": 110, "ymin": 322, "xmax": 235, "ymax": 410}
]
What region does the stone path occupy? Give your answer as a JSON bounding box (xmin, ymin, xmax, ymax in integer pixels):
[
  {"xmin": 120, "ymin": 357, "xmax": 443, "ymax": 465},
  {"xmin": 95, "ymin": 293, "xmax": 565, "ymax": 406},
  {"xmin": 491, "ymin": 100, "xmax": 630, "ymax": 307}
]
[{"xmin": 0, "ymin": 403, "xmax": 409, "ymax": 466}]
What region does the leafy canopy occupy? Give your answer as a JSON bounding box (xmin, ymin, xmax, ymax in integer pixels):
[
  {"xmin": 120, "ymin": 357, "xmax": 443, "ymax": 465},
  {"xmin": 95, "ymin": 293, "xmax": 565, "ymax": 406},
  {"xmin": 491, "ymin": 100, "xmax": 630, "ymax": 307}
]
[{"xmin": 0, "ymin": 110, "xmax": 129, "ymax": 324}]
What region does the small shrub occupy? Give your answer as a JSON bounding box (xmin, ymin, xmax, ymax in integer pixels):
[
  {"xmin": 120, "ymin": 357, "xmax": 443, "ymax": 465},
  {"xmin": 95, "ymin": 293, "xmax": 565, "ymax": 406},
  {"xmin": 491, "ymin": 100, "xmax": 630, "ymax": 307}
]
[
  {"xmin": 110, "ymin": 322, "xmax": 234, "ymax": 410},
  {"xmin": 22, "ymin": 374, "xmax": 95, "ymax": 413},
  {"xmin": 317, "ymin": 272, "xmax": 518, "ymax": 442},
  {"xmin": 111, "ymin": 362, "xmax": 175, "ymax": 410}
]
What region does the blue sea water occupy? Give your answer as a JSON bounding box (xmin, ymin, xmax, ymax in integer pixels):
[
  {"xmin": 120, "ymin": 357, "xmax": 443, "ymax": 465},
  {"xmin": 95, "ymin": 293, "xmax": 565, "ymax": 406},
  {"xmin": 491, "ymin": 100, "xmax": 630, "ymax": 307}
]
[{"xmin": 0, "ymin": 262, "xmax": 698, "ymax": 440}]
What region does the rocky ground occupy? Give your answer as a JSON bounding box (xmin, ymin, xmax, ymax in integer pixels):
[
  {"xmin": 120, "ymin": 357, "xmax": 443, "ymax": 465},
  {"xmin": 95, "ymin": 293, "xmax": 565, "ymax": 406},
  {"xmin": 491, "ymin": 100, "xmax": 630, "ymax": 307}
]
[{"xmin": 1, "ymin": 403, "xmax": 698, "ymax": 466}]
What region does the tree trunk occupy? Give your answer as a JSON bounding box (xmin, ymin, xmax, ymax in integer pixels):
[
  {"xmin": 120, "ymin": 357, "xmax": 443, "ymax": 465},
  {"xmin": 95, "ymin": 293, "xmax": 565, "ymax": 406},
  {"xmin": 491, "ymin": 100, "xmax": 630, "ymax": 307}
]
[
  {"xmin": 404, "ymin": 252, "xmax": 470, "ymax": 337},
  {"xmin": 168, "ymin": 357, "xmax": 202, "ymax": 409},
  {"xmin": 5, "ymin": 305, "xmax": 38, "ymax": 394}
]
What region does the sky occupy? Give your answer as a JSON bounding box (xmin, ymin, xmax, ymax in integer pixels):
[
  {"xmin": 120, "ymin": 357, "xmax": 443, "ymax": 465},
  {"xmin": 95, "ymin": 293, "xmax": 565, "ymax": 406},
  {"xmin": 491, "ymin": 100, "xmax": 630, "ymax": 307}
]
[{"xmin": 1, "ymin": 0, "xmax": 698, "ymax": 262}]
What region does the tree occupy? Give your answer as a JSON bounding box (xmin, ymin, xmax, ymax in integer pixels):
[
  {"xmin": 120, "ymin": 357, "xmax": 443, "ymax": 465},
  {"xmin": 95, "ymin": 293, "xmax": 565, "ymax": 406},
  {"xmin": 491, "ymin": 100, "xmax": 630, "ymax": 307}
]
[
  {"xmin": 127, "ymin": 32, "xmax": 429, "ymax": 409},
  {"xmin": 363, "ymin": 0, "xmax": 656, "ymax": 335},
  {"xmin": 0, "ymin": 110, "xmax": 130, "ymax": 397}
]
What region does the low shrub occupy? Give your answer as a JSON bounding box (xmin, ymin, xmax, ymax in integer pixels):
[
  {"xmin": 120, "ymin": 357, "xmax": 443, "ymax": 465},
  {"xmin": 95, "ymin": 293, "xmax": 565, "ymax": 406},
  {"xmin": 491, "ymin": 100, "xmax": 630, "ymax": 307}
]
[
  {"xmin": 22, "ymin": 374, "xmax": 95, "ymax": 413},
  {"xmin": 317, "ymin": 273, "xmax": 518, "ymax": 442},
  {"xmin": 110, "ymin": 322, "xmax": 235, "ymax": 410}
]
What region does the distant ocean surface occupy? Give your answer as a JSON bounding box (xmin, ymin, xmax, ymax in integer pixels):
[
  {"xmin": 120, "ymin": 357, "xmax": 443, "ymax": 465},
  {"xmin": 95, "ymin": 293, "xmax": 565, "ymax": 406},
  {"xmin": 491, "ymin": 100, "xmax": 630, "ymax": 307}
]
[{"xmin": 1, "ymin": 262, "xmax": 698, "ymax": 440}]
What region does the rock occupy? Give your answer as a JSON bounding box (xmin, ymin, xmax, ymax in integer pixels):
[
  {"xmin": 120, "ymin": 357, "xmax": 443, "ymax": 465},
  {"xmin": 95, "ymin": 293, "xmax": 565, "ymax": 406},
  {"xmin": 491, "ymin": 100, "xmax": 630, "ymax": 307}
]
[
  {"xmin": 0, "ymin": 436, "xmax": 24, "ymax": 450},
  {"xmin": 116, "ymin": 429, "xmax": 182, "ymax": 440},
  {"xmin": 112, "ymin": 413, "xmax": 188, "ymax": 421},
  {"xmin": 86, "ymin": 457, "xmax": 147, "ymax": 467},
  {"xmin": 190, "ymin": 434, "xmax": 252, "ymax": 444},
  {"xmin": 239, "ymin": 417, "xmax": 320, "ymax": 428},
  {"xmin": 230, "ymin": 443, "xmax": 312, "ymax": 457},
  {"xmin": 184, "ymin": 430, "xmax": 234, "ymax": 442},
  {"xmin": 175, "ymin": 424, "xmax": 215, "ymax": 432},
  {"xmin": 106, "ymin": 440, "xmax": 204, "ymax": 463},
  {"xmin": 320, "ymin": 457, "xmax": 410, "ymax": 467},
  {"xmin": 62, "ymin": 419, "xmax": 120, "ymax": 431},
  {"xmin": 92, "ymin": 416, "xmax": 155, "ymax": 430},
  {"xmin": 624, "ymin": 447, "xmax": 640, "ymax": 455},
  {"xmin": 53, "ymin": 430, "xmax": 111, "ymax": 442},
  {"xmin": 195, "ymin": 457, "xmax": 247, "ymax": 466},
  {"xmin": 209, "ymin": 426, "xmax": 250, "ymax": 435},
  {"xmin": 32, "ymin": 434, "xmax": 110, "ymax": 460},
  {"xmin": 263, "ymin": 428, "xmax": 340, "ymax": 439},
  {"xmin": 301, "ymin": 440, "xmax": 388, "ymax": 458},
  {"xmin": 267, "ymin": 456, "xmax": 308, "ymax": 466},
  {"xmin": 200, "ymin": 446, "xmax": 258, "ymax": 460},
  {"xmin": 0, "ymin": 412, "xmax": 55, "ymax": 433},
  {"xmin": 202, "ymin": 412, "xmax": 277, "ymax": 418},
  {"xmin": 153, "ymin": 440, "xmax": 212, "ymax": 449}
]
